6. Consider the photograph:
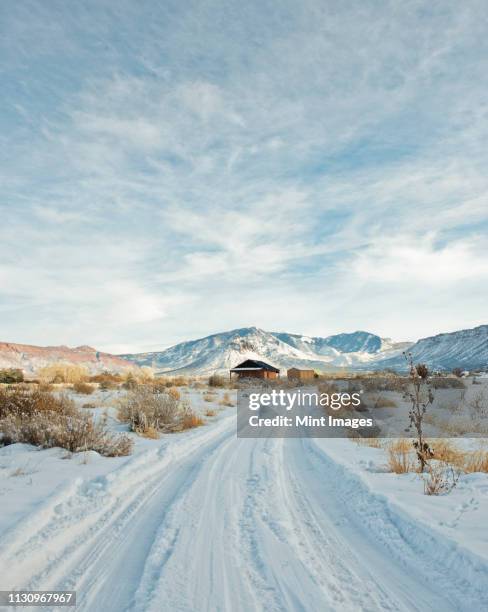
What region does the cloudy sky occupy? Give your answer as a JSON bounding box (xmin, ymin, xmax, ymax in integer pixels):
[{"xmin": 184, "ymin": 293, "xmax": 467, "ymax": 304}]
[{"xmin": 1, "ymin": 1, "xmax": 487, "ymax": 353}]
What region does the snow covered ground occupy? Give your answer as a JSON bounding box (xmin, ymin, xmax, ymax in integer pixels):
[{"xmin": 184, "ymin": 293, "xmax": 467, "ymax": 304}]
[{"xmin": 0, "ymin": 386, "xmax": 487, "ymax": 611}]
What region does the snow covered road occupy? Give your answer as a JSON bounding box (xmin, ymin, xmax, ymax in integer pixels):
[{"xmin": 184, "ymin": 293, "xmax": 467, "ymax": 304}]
[{"xmin": 1, "ymin": 414, "xmax": 487, "ymax": 612}]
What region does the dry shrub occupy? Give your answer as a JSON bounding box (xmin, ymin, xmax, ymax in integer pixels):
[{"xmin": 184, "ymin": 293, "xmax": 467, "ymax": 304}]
[
  {"xmin": 119, "ymin": 385, "xmax": 200, "ymax": 434},
  {"xmin": 168, "ymin": 387, "xmax": 181, "ymax": 400},
  {"xmin": 468, "ymin": 390, "xmax": 488, "ymax": 419},
  {"xmin": 0, "ymin": 369, "xmax": 24, "ymax": 384},
  {"xmin": 429, "ymin": 439, "xmax": 488, "ymax": 474},
  {"xmin": 0, "ymin": 387, "xmax": 132, "ymax": 456},
  {"xmin": 141, "ymin": 426, "xmax": 160, "ymax": 439},
  {"xmin": 205, "ymin": 409, "xmax": 217, "ymax": 417},
  {"xmin": 73, "ymin": 382, "xmax": 95, "ymax": 395},
  {"xmin": 431, "ymin": 376, "xmax": 466, "ymax": 389},
  {"xmin": 203, "ymin": 391, "xmax": 217, "ymax": 403},
  {"xmin": 426, "ymin": 414, "xmax": 488, "ymax": 437},
  {"xmin": 423, "ymin": 461, "xmax": 460, "ymax": 495},
  {"xmin": 121, "ymin": 367, "xmax": 155, "ymax": 390},
  {"xmin": 151, "ymin": 378, "xmax": 170, "ymax": 392},
  {"xmin": 357, "ymin": 376, "xmax": 408, "ymax": 393},
  {"xmin": 464, "ymin": 450, "xmax": 488, "ymax": 473},
  {"xmin": 386, "ymin": 439, "xmax": 416, "ymax": 473},
  {"xmin": 119, "ymin": 385, "xmax": 179, "ymax": 433},
  {"xmin": 89, "ymin": 372, "xmax": 122, "ymax": 386},
  {"xmin": 430, "ymin": 439, "xmax": 464, "ymax": 464},
  {"xmin": 181, "ymin": 410, "xmax": 204, "ymax": 430},
  {"xmin": 171, "ymin": 376, "xmax": 189, "ymax": 387},
  {"xmin": 100, "ymin": 380, "xmax": 118, "ymax": 391},
  {"xmin": 219, "ymin": 392, "xmax": 234, "ymax": 407},
  {"xmin": 82, "ymin": 402, "xmax": 97, "ymax": 409},
  {"xmin": 208, "ymin": 374, "xmax": 226, "ymax": 388},
  {"xmin": 0, "ymin": 387, "xmax": 72, "ymax": 419},
  {"xmin": 37, "ymin": 363, "xmax": 89, "ymax": 384}
]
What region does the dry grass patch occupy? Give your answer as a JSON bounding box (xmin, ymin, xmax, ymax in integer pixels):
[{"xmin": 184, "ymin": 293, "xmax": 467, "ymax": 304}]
[
  {"xmin": 0, "ymin": 387, "xmax": 132, "ymax": 456},
  {"xmin": 208, "ymin": 374, "xmax": 226, "ymax": 388},
  {"xmin": 431, "ymin": 376, "xmax": 466, "ymax": 390},
  {"xmin": 181, "ymin": 411, "xmax": 204, "ymax": 429},
  {"xmin": 141, "ymin": 426, "xmax": 160, "ymax": 439},
  {"xmin": 430, "ymin": 439, "xmax": 464, "ymax": 464},
  {"xmin": 205, "ymin": 409, "xmax": 217, "ymax": 417},
  {"xmin": 167, "ymin": 387, "xmax": 181, "ymax": 400},
  {"xmin": 464, "ymin": 450, "xmax": 488, "ymax": 473},
  {"xmin": 386, "ymin": 439, "xmax": 417, "ymax": 474},
  {"xmin": 219, "ymin": 392, "xmax": 234, "ymax": 407},
  {"xmin": 119, "ymin": 385, "xmax": 203, "ymax": 435},
  {"xmin": 384, "ymin": 436, "xmax": 488, "ymax": 476},
  {"xmin": 73, "ymin": 382, "xmax": 95, "ymax": 395}
]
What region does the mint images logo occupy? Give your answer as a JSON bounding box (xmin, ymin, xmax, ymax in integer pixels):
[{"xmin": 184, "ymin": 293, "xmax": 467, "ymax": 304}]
[{"xmin": 237, "ymin": 387, "xmax": 374, "ymax": 438}]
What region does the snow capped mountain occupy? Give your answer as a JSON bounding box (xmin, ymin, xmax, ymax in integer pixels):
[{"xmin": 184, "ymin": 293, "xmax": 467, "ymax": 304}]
[
  {"xmin": 272, "ymin": 330, "xmax": 383, "ymax": 355},
  {"xmin": 121, "ymin": 327, "xmax": 411, "ymax": 374},
  {"xmin": 377, "ymin": 325, "xmax": 488, "ymax": 371}
]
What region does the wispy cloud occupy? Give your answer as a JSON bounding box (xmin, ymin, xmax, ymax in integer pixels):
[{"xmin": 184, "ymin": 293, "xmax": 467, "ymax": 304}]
[{"xmin": 0, "ymin": 0, "xmax": 487, "ymax": 350}]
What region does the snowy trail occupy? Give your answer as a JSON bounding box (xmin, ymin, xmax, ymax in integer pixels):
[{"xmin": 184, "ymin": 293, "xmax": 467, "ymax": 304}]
[{"xmin": 1, "ymin": 416, "xmax": 487, "ymax": 612}]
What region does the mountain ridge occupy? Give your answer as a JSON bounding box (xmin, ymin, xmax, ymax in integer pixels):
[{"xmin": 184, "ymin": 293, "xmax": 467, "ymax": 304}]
[
  {"xmin": 121, "ymin": 324, "xmax": 488, "ymax": 374},
  {"xmin": 120, "ymin": 327, "xmax": 412, "ymax": 374},
  {"xmin": 0, "ymin": 341, "xmax": 132, "ymax": 375}
]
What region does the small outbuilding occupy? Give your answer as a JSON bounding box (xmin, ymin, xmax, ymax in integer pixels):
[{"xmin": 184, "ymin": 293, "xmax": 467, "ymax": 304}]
[
  {"xmin": 230, "ymin": 359, "xmax": 280, "ymax": 380},
  {"xmin": 287, "ymin": 367, "xmax": 315, "ymax": 381}
]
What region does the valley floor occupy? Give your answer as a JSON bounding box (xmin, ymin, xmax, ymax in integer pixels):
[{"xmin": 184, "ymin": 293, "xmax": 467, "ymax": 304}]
[{"xmin": 0, "ymin": 401, "xmax": 487, "ymax": 612}]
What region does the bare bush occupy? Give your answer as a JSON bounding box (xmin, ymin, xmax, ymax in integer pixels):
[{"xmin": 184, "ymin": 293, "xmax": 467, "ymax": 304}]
[
  {"xmin": 403, "ymin": 353, "xmax": 434, "ymax": 471},
  {"xmin": 423, "ymin": 461, "xmax": 460, "ymax": 495},
  {"xmin": 0, "ymin": 387, "xmax": 132, "ymax": 456},
  {"xmin": 208, "ymin": 374, "xmax": 226, "ymax": 388},
  {"xmin": 119, "ymin": 385, "xmax": 202, "ymax": 434},
  {"xmin": 431, "ymin": 376, "xmax": 465, "ymax": 390},
  {"xmin": 219, "ymin": 392, "xmax": 234, "ymax": 407},
  {"xmin": 168, "ymin": 387, "xmax": 181, "ymax": 400},
  {"xmin": 73, "ymin": 382, "xmax": 95, "ymax": 395},
  {"xmin": 89, "ymin": 372, "xmax": 122, "ymax": 386},
  {"xmin": 0, "ymin": 369, "xmax": 24, "ymax": 384},
  {"xmin": 468, "ymin": 390, "xmax": 488, "ymax": 419},
  {"xmin": 181, "ymin": 407, "xmax": 204, "ymax": 429}
]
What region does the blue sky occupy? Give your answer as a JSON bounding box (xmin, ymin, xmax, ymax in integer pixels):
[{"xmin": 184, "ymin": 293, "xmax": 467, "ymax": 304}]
[{"xmin": 1, "ymin": 0, "xmax": 487, "ymax": 352}]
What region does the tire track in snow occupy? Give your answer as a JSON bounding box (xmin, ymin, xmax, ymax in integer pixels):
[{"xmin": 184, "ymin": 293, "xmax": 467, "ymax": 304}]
[
  {"xmin": 291, "ymin": 437, "xmax": 486, "ymax": 612},
  {"xmin": 0, "ymin": 415, "xmax": 235, "ymax": 600}
]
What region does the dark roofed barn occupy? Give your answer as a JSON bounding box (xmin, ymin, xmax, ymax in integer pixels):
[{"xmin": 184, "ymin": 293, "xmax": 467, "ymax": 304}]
[{"xmin": 230, "ymin": 359, "xmax": 280, "ymax": 380}]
